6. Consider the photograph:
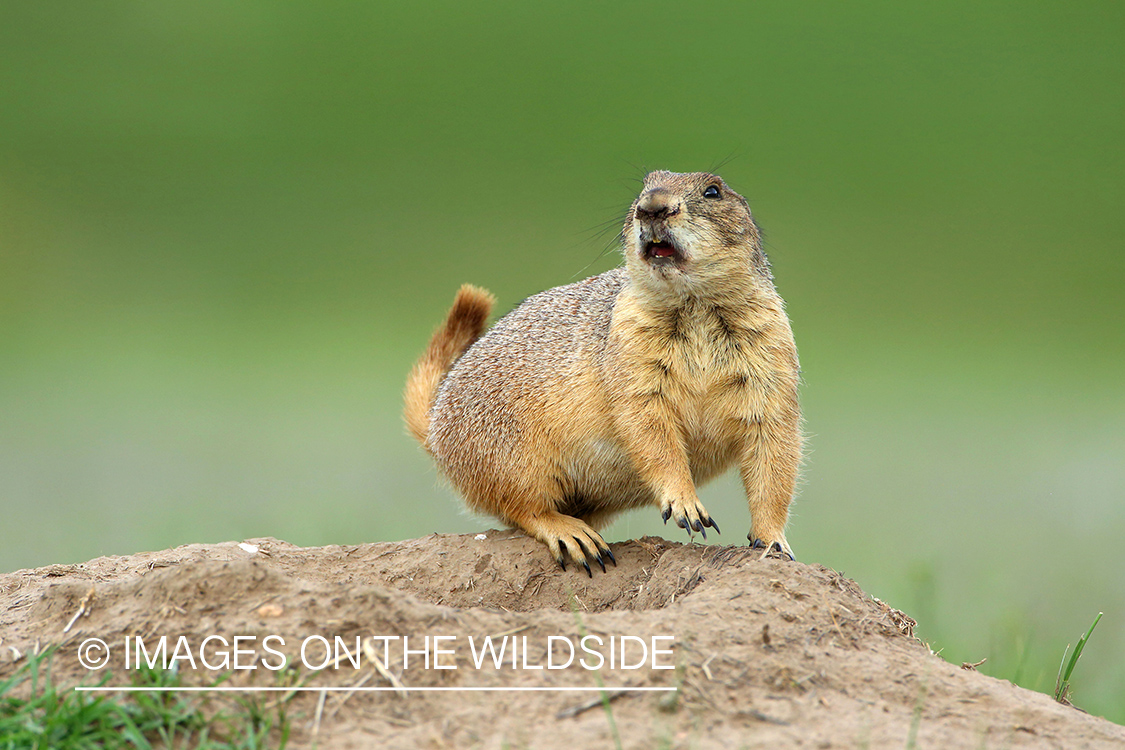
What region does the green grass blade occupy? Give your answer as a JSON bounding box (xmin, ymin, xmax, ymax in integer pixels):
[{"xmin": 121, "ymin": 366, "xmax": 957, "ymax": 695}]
[
  {"xmin": 1055, "ymin": 611, "xmax": 1104, "ymax": 704},
  {"xmin": 1063, "ymin": 611, "xmax": 1103, "ymax": 684}
]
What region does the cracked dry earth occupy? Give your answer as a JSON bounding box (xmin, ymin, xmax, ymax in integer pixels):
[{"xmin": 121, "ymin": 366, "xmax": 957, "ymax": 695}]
[{"xmin": 1, "ymin": 531, "xmax": 1123, "ymax": 749}]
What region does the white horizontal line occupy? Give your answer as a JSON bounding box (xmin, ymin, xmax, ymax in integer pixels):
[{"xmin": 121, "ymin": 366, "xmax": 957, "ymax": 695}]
[{"xmin": 75, "ymin": 686, "xmax": 676, "ymax": 693}]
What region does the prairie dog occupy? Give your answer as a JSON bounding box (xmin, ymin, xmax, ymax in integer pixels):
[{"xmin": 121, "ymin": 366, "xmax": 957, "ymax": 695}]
[{"xmin": 404, "ymin": 171, "xmax": 802, "ymax": 574}]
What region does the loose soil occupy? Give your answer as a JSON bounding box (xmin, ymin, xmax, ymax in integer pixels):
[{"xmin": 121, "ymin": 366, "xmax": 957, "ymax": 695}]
[{"xmin": 1, "ymin": 532, "xmax": 1122, "ymax": 749}]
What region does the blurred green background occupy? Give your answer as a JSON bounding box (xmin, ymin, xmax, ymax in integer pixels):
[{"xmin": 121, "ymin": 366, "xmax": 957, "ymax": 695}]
[{"xmin": 1, "ymin": 0, "xmax": 1122, "ymax": 721}]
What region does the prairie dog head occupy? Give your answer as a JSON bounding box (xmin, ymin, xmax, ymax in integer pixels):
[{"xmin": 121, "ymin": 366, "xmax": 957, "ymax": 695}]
[{"xmin": 624, "ymin": 171, "xmax": 769, "ymax": 300}]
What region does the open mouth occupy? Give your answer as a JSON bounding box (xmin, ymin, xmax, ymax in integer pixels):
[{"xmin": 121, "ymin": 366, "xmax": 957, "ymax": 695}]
[{"xmin": 643, "ymin": 239, "xmax": 683, "ymax": 266}]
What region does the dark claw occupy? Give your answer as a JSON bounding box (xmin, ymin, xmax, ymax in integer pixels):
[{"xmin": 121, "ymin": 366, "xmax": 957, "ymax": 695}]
[
  {"xmin": 691, "ymin": 519, "xmax": 706, "ymax": 539},
  {"xmin": 573, "ymin": 536, "xmax": 605, "ymax": 573},
  {"xmin": 604, "ymin": 547, "xmax": 617, "ymax": 566},
  {"xmin": 708, "ymin": 517, "xmax": 721, "ymax": 535},
  {"xmin": 558, "ymin": 540, "xmax": 569, "ymax": 570},
  {"xmin": 581, "ymin": 560, "xmax": 592, "ymax": 578},
  {"xmin": 770, "ymin": 542, "xmax": 795, "ymax": 561},
  {"xmin": 748, "ymin": 538, "xmax": 795, "ymax": 560},
  {"xmin": 677, "ymin": 516, "xmax": 689, "ymax": 531},
  {"xmin": 662, "ymin": 507, "xmax": 672, "ymax": 523}
]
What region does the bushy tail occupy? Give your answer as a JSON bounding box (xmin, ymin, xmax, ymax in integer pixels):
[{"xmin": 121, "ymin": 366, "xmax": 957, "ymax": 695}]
[{"xmin": 403, "ymin": 284, "xmax": 495, "ymax": 446}]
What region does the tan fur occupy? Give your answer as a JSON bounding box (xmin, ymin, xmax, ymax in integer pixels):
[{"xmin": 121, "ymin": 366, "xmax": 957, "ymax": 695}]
[
  {"xmin": 402, "ymin": 284, "xmax": 495, "ymax": 445},
  {"xmin": 405, "ymin": 171, "xmax": 802, "ymax": 573}
]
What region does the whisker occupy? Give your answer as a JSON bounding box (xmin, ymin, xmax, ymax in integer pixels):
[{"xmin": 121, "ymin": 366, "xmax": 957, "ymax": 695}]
[{"xmin": 709, "ymin": 151, "xmax": 741, "ymax": 175}]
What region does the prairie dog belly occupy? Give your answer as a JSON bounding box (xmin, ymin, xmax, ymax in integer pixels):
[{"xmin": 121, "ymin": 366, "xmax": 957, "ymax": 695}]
[{"xmin": 558, "ymin": 437, "xmax": 655, "ymax": 518}]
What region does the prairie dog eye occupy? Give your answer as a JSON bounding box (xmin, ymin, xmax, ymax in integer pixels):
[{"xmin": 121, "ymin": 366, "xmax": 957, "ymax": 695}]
[{"xmin": 703, "ymin": 185, "xmax": 721, "ymax": 199}]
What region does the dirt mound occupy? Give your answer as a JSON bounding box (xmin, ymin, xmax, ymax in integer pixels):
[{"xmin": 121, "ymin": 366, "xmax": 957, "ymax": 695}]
[{"xmin": 1, "ymin": 533, "xmax": 1122, "ymax": 749}]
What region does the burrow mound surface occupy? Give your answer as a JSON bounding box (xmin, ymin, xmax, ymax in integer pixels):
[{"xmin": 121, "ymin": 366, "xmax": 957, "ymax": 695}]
[{"xmin": 1, "ymin": 532, "xmax": 1122, "ymax": 749}]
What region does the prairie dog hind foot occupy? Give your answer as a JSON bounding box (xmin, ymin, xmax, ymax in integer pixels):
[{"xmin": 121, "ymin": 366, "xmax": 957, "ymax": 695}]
[{"xmin": 512, "ymin": 510, "xmax": 616, "ymax": 577}]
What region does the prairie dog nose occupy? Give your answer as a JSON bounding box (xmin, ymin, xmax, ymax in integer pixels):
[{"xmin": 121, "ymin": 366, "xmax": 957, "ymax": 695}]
[{"xmin": 635, "ymin": 188, "xmax": 680, "ymax": 220}]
